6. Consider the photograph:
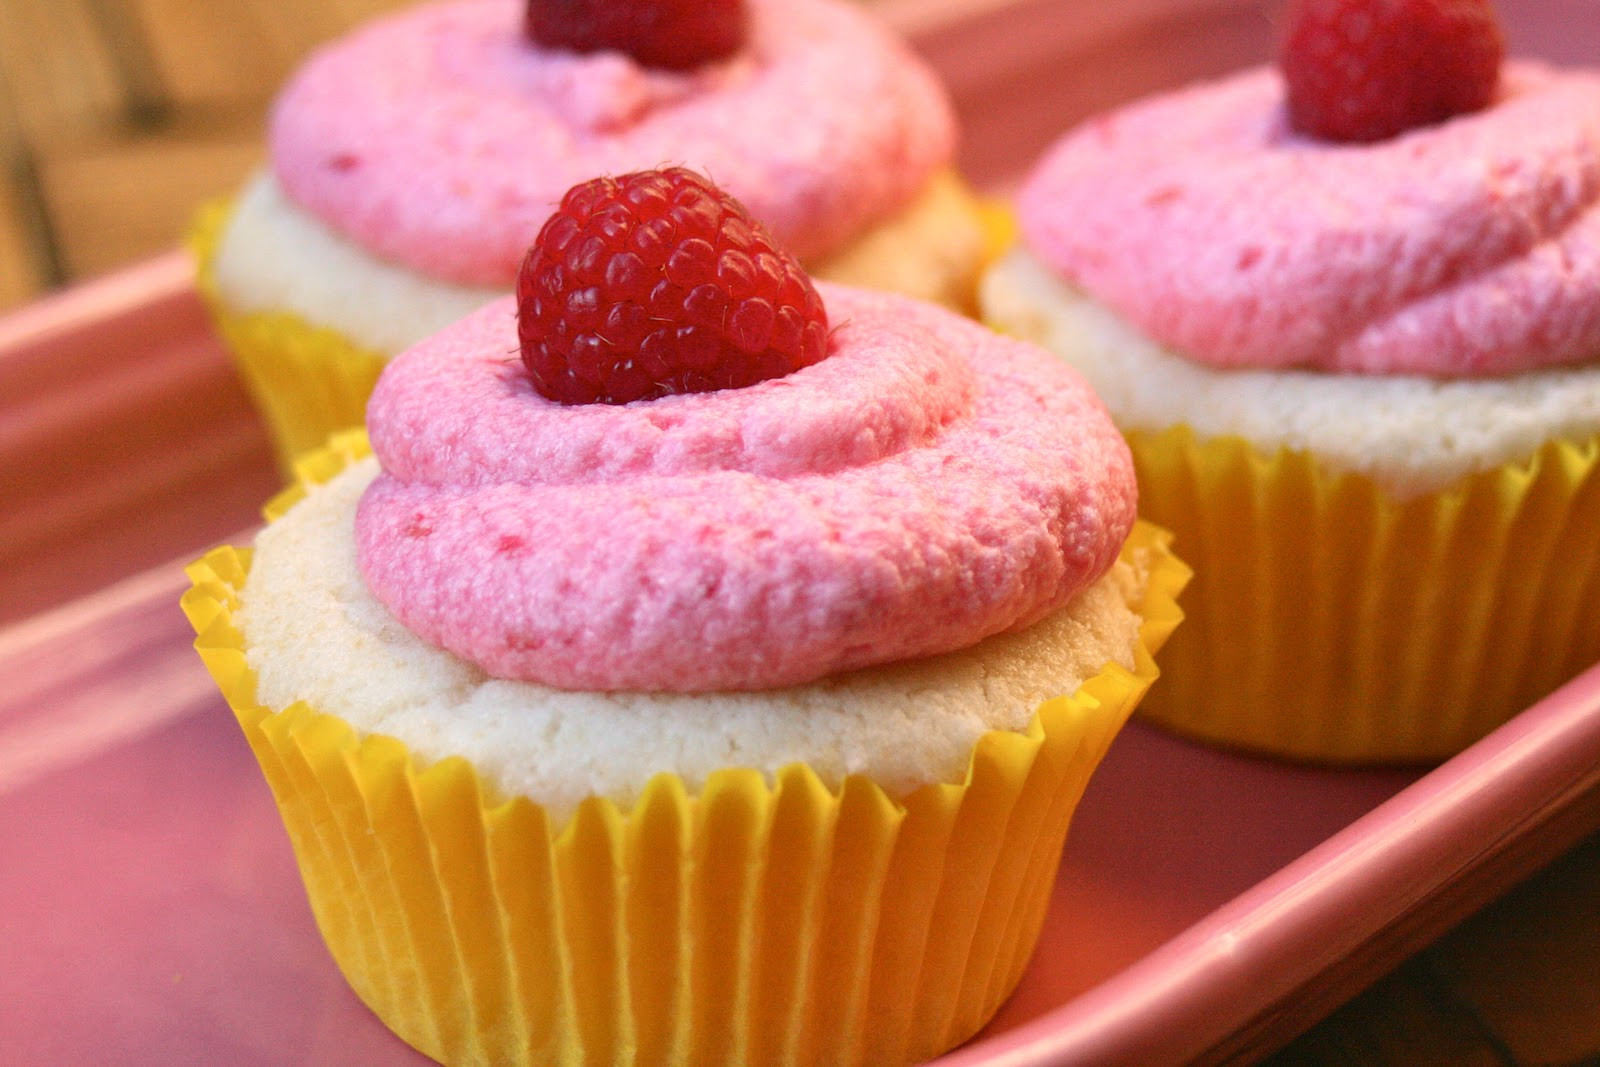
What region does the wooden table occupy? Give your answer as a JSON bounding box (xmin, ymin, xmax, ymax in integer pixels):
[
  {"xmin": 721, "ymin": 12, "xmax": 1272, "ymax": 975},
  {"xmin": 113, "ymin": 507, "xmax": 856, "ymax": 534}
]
[{"xmin": 2, "ymin": 1, "xmax": 1598, "ymax": 1062}]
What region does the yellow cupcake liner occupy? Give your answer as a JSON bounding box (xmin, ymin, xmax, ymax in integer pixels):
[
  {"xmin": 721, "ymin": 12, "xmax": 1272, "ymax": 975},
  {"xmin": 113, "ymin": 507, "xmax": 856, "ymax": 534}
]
[
  {"xmin": 190, "ymin": 200, "xmax": 390, "ymax": 476},
  {"xmin": 978, "ymin": 199, "xmax": 1019, "ymax": 264},
  {"xmin": 1129, "ymin": 425, "xmax": 1600, "ymax": 764},
  {"xmin": 181, "ymin": 432, "xmax": 1187, "ymax": 1066}
]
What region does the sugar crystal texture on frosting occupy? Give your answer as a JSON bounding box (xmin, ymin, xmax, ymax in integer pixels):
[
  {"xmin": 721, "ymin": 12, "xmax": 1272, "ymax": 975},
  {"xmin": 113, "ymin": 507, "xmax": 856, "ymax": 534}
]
[
  {"xmin": 1018, "ymin": 63, "xmax": 1600, "ymax": 378},
  {"xmin": 269, "ymin": 0, "xmax": 955, "ymax": 287},
  {"xmin": 355, "ymin": 284, "xmax": 1137, "ymax": 692}
]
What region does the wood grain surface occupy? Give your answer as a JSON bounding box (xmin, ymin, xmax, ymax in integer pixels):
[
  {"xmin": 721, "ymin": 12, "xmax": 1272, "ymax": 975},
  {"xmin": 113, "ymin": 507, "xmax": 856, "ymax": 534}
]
[
  {"xmin": 1, "ymin": 1, "xmax": 1597, "ymax": 1063},
  {"xmin": 0, "ymin": 0, "xmax": 407, "ymax": 308}
]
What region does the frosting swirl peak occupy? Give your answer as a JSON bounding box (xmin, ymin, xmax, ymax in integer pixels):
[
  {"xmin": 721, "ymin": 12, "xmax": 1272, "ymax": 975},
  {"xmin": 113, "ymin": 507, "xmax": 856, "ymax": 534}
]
[
  {"xmin": 1019, "ymin": 63, "xmax": 1600, "ymax": 378},
  {"xmin": 269, "ymin": 0, "xmax": 954, "ymax": 288},
  {"xmin": 356, "ymin": 285, "xmax": 1136, "ymax": 691}
]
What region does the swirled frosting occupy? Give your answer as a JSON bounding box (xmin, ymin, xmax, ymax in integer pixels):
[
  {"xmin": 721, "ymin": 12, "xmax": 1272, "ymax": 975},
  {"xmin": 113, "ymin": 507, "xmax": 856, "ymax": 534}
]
[
  {"xmin": 355, "ymin": 284, "xmax": 1136, "ymax": 692},
  {"xmin": 1018, "ymin": 63, "xmax": 1600, "ymax": 378},
  {"xmin": 269, "ymin": 0, "xmax": 954, "ymax": 288}
]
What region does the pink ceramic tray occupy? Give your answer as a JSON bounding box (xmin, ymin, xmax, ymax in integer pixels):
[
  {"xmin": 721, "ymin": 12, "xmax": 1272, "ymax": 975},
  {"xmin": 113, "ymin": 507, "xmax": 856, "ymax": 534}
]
[{"xmin": 5, "ymin": 1, "xmax": 1600, "ymax": 1063}]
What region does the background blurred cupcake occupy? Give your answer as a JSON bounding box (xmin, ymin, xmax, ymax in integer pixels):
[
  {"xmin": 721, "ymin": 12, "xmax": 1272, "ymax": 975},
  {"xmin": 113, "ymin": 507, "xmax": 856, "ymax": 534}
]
[
  {"xmin": 195, "ymin": 0, "xmax": 989, "ymax": 471},
  {"xmin": 185, "ymin": 169, "xmax": 1186, "ymax": 1065},
  {"xmin": 982, "ymin": 0, "xmax": 1600, "ymax": 763}
]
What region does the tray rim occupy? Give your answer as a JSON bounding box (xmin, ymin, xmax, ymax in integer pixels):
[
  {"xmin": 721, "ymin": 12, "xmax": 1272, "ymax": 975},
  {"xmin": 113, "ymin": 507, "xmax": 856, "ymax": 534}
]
[
  {"xmin": 936, "ymin": 662, "xmax": 1600, "ymax": 1065},
  {"xmin": 0, "ymin": 248, "xmax": 193, "ymax": 357}
]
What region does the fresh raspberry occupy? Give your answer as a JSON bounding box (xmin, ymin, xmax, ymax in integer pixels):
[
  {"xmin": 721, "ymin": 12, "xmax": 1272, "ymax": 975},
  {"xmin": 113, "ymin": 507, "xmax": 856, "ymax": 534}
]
[
  {"xmin": 1281, "ymin": 0, "xmax": 1504, "ymax": 143},
  {"xmin": 524, "ymin": 0, "xmax": 745, "ymax": 71},
  {"xmin": 517, "ymin": 168, "xmax": 830, "ymax": 405}
]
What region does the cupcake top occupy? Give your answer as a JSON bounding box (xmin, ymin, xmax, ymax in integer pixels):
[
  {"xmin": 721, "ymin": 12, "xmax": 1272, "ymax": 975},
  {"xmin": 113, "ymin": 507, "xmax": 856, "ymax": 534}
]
[
  {"xmin": 1017, "ymin": 62, "xmax": 1600, "ymax": 379},
  {"xmin": 355, "ymin": 282, "xmax": 1136, "ymax": 692},
  {"xmin": 269, "ymin": 0, "xmax": 954, "ymax": 287}
]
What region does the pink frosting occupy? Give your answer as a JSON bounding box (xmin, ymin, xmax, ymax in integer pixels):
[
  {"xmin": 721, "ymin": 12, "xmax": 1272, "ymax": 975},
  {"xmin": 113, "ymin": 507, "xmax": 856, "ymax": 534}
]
[
  {"xmin": 354, "ymin": 284, "xmax": 1136, "ymax": 692},
  {"xmin": 269, "ymin": 0, "xmax": 954, "ymax": 287},
  {"xmin": 1018, "ymin": 63, "xmax": 1600, "ymax": 378}
]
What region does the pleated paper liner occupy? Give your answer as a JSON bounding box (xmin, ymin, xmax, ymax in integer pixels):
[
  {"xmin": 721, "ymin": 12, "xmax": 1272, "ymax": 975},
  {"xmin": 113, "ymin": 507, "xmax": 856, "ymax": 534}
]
[
  {"xmin": 1129, "ymin": 424, "xmax": 1600, "ymax": 765},
  {"xmin": 181, "ymin": 431, "xmax": 1188, "ymax": 1067},
  {"xmin": 190, "ymin": 201, "xmax": 389, "ymax": 476},
  {"xmin": 978, "ymin": 199, "xmax": 1019, "ymax": 264}
]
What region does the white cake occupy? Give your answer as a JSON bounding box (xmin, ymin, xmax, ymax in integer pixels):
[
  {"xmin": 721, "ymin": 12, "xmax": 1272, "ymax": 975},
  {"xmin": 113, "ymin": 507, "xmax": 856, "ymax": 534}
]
[
  {"xmin": 239, "ymin": 457, "xmax": 1150, "ymax": 820},
  {"xmin": 983, "ymin": 245, "xmax": 1600, "ymax": 498}
]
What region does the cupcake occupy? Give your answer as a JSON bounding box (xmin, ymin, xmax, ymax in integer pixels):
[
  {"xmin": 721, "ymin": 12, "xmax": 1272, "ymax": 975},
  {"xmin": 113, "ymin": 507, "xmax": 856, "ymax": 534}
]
[
  {"xmin": 982, "ymin": 0, "xmax": 1600, "ymax": 763},
  {"xmin": 184, "ymin": 169, "xmax": 1186, "ymax": 1065},
  {"xmin": 194, "ymin": 0, "xmax": 988, "ymax": 471}
]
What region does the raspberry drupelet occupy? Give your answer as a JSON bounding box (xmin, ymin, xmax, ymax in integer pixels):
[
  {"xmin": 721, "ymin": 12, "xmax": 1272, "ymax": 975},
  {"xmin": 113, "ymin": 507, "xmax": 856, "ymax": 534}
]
[{"xmin": 517, "ymin": 167, "xmax": 831, "ymax": 405}]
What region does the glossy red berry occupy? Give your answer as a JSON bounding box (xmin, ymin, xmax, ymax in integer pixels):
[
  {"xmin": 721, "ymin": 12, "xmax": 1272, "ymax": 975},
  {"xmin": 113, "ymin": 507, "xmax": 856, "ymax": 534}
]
[
  {"xmin": 1281, "ymin": 0, "xmax": 1504, "ymax": 143},
  {"xmin": 517, "ymin": 168, "xmax": 830, "ymax": 405},
  {"xmin": 524, "ymin": 0, "xmax": 745, "ymax": 71}
]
